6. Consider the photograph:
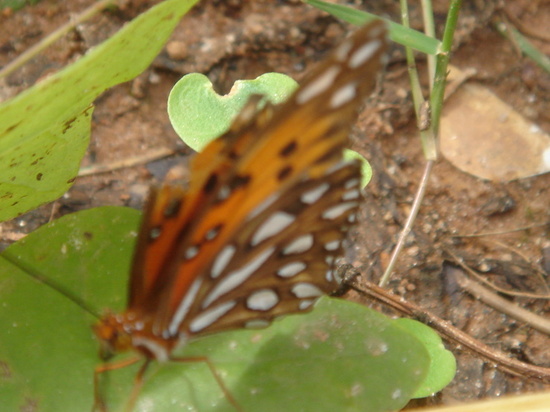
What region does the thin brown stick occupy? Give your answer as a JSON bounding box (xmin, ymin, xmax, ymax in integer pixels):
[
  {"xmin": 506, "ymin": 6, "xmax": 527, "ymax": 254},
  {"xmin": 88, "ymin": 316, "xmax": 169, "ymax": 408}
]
[
  {"xmin": 78, "ymin": 147, "xmax": 177, "ymax": 176},
  {"xmin": 452, "ymin": 221, "xmax": 549, "ymax": 238},
  {"xmin": 348, "ymin": 279, "xmax": 550, "ymax": 383},
  {"xmin": 452, "ymin": 268, "xmax": 550, "ymax": 335},
  {"xmin": 445, "ymin": 246, "xmax": 550, "ymax": 300},
  {"xmin": 481, "ymin": 238, "xmax": 550, "ymax": 295}
]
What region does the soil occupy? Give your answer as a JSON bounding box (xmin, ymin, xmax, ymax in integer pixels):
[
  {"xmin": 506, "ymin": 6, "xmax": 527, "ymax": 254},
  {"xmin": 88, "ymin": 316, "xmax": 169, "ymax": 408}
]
[{"xmin": 1, "ymin": 0, "xmax": 549, "ymax": 409}]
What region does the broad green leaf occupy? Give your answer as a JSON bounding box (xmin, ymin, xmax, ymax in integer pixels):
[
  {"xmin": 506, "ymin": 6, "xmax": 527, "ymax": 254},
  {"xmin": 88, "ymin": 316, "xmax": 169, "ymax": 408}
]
[
  {"xmin": 0, "ymin": 0, "xmax": 199, "ymax": 222},
  {"xmin": 0, "ymin": 207, "xmax": 431, "ymax": 411},
  {"xmin": 168, "ymin": 72, "xmax": 298, "ymax": 152},
  {"xmin": 394, "ymin": 318, "xmax": 456, "ymax": 398},
  {"xmin": 0, "ymin": 207, "xmax": 140, "ymax": 411}
]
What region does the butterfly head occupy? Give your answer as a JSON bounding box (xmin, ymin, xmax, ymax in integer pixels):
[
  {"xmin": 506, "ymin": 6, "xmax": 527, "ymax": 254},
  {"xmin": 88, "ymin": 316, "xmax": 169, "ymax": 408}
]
[{"xmin": 94, "ymin": 313, "xmax": 134, "ymax": 360}]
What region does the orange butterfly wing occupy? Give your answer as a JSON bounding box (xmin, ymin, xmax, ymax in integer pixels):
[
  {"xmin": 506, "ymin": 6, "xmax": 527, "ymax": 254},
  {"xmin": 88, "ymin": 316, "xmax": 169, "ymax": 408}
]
[{"xmin": 126, "ymin": 21, "xmax": 387, "ymax": 339}]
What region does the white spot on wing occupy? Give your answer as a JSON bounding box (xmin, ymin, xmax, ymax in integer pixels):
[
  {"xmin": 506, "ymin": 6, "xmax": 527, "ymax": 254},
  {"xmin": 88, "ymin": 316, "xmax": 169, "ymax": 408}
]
[
  {"xmin": 189, "ymin": 301, "xmax": 237, "ymax": 333},
  {"xmin": 246, "ymin": 289, "xmax": 279, "ymax": 311},
  {"xmin": 296, "ymin": 66, "xmax": 340, "ymax": 104},
  {"xmin": 277, "ymin": 261, "xmax": 307, "ymax": 278},
  {"xmin": 292, "ymin": 283, "xmax": 324, "ymax": 298},
  {"xmin": 342, "ymin": 189, "xmax": 360, "ymax": 200},
  {"xmin": 349, "ymin": 39, "xmax": 381, "ymax": 69},
  {"xmin": 334, "ymin": 39, "xmax": 353, "ymax": 61},
  {"xmin": 168, "ymin": 278, "xmax": 203, "ymax": 335},
  {"xmin": 149, "ymin": 227, "xmax": 161, "ymax": 240},
  {"xmin": 184, "ymin": 245, "xmax": 199, "ymax": 260},
  {"xmin": 324, "ymin": 240, "xmax": 341, "ymax": 251},
  {"xmin": 345, "ymin": 178, "xmax": 360, "ymax": 189},
  {"xmin": 301, "ymin": 183, "xmax": 330, "ymax": 204},
  {"xmin": 203, "ymin": 247, "xmax": 275, "ymax": 308},
  {"xmin": 251, "ymin": 211, "xmax": 295, "ymax": 246},
  {"xmin": 330, "ymin": 82, "xmax": 357, "ymax": 108},
  {"xmin": 322, "ymin": 202, "xmax": 358, "ymax": 220},
  {"xmin": 211, "ymin": 245, "xmax": 236, "ymax": 278},
  {"xmin": 282, "ymin": 234, "xmax": 314, "ymax": 255},
  {"xmin": 205, "ymin": 226, "xmax": 220, "ymax": 241},
  {"xmin": 326, "ymin": 160, "xmax": 348, "ymax": 174},
  {"xmin": 218, "ymin": 185, "xmax": 231, "ymax": 201},
  {"xmin": 245, "ymin": 319, "xmax": 270, "ymax": 329},
  {"xmin": 299, "ymin": 300, "xmax": 315, "ymax": 310}
]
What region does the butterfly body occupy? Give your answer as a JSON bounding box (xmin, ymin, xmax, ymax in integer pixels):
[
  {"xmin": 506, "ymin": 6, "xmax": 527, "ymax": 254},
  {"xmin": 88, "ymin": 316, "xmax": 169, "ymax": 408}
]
[{"xmin": 94, "ymin": 20, "xmax": 387, "ymax": 408}]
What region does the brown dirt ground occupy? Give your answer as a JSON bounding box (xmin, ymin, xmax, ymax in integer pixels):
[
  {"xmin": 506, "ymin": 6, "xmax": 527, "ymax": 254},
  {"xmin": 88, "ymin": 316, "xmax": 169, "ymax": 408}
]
[{"xmin": 1, "ymin": 0, "xmax": 549, "ymax": 409}]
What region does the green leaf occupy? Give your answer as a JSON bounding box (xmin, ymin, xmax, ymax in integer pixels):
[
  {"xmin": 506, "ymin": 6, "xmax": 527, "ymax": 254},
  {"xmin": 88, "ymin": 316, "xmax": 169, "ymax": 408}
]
[
  {"xmin": 0, "ymin": 207, "xmax": 432, "ymax": 411},
  {"xmin": 168, "ymin": 73, "xmax": 298, "ymax": 152},
  {"xmin": 394, "ymin": 318, "xmax": 457, "ymax": 398},
  {"xmin": 344, "ymin": 149, "xmax": 372, "ymax": 187},
  {"xmin": 495, "ymin": 22, "xmax": 550, "ymax": 73},
  {"xmin": 127, "ymin": 297, "xmax": 432, "ymax": 412},
  {"xmin": 0, "ymin": 0, "xmax": 199, "ymax": 222},
  {"xmin": 0, "ymin": 207, "xmax": 140, "ymax": 411},
  {"xmin": 0, "ymin": 106, "xmax": 93, "ymax": 220}
]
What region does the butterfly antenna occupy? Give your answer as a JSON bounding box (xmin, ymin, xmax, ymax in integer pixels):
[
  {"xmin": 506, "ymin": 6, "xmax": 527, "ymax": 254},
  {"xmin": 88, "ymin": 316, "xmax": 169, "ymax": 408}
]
[{"xmin": 1, "ymin": 249, "xmax": 102, "ymax": 319}]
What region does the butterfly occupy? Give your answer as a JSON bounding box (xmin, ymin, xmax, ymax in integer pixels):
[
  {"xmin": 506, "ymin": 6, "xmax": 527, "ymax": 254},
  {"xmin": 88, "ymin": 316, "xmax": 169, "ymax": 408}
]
[{"xmin": 94, "ymin": 20, "xmax": 387, "ymax": 410}]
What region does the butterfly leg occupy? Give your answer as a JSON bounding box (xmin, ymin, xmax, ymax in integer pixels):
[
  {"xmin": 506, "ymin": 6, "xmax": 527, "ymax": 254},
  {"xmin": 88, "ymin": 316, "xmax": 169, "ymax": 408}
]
[
  {"xmin": 170, "ymin": 356, "xmax": 243, "ymax": 412},
  {"xmin": 93, "ymin": 355, "xmax": 142, "ymax": 412},
  {"xmin": 125, "ymin": 358, "xmax": 153, "ymax": 412}
]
